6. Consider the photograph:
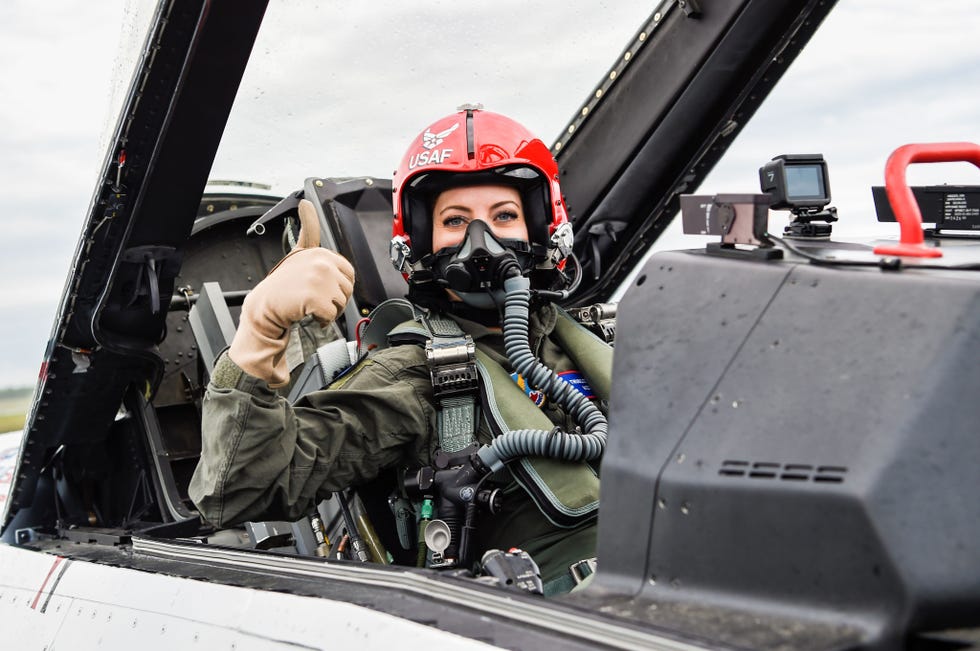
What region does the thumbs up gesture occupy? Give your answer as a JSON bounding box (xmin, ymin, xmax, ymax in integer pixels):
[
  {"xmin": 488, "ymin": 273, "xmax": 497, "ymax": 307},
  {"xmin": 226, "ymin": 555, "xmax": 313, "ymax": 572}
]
[{"xmin": 228, "ymin": 199, "xmax": 355, "ymax": 387}]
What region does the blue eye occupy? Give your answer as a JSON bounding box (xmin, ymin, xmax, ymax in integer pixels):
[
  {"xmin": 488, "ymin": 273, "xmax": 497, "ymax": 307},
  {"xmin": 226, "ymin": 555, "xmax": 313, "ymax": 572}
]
[
  {"xmin": 495, "ymin": 211, "xmax": 518, "ymax": 222},
  {"xmin": 443, "ymin": 216, "xmax": 466, "ymax": 228}
]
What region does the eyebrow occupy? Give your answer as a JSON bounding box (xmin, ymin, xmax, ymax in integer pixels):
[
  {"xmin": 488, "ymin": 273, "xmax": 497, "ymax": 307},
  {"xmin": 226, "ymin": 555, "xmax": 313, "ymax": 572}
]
[{"xmin": 438, "ymin": 200, "xmax": 520, "ymax": 216}]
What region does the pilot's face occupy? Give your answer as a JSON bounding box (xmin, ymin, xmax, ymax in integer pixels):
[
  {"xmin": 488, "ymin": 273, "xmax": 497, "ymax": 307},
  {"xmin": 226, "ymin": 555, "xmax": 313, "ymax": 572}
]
[{"xmin": 431, "ymin": 184, "xmax": 528, "ymax": 252}]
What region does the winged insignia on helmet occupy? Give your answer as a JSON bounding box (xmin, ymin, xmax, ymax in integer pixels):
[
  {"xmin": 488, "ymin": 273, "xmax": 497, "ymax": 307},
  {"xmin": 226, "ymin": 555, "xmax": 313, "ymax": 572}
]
[{"xmin": 421, "ymin": 123, "xmax": 459, "ymax": 150}]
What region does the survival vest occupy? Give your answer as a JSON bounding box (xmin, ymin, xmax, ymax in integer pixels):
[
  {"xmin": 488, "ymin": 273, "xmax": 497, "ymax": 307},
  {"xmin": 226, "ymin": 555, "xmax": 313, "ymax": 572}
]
[{"xmin": 288, "ymin": 298, "xmax": 614, "ymax": 528}]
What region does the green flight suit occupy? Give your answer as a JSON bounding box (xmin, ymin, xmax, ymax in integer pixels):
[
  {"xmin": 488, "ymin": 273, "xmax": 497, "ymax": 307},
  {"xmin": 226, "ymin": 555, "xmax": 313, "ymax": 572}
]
[{"xmin": 189, "ymin": 303, "xmax": 606, "ymax": 586}]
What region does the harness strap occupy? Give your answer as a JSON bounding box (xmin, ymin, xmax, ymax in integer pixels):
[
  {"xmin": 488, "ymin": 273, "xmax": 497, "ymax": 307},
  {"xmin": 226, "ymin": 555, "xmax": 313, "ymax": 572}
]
[
  {"xmin": 320, "ymin": 300, "xmax": 480, "ymax": 457},
  {"xmin": 422, "ymin": 314, "xmax": 479, "ymax": 454},
  {"xmin": 543, "ymin": 557, "xmax": 597, "ymax": 596},
  {"xmin": 317, "ymin": 339, "xmax": 360, "ymax": 377},
  {"xmin": 286, "ymin": 338, "xmax": 360, "ymax": 403}
]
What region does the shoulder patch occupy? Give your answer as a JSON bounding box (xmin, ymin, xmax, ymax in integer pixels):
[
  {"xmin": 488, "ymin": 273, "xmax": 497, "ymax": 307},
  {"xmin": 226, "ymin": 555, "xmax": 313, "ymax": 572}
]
[
  {"xmin": 557, "ymin": 370, "xmax": 595, "ymax": 399},
  {"xmin": 510, "ymin": 372, "xmax": 547, "ymax": 407},
  {"xmin": 509, "ymin": 369, "xmax": 596, "ymax": 406}
]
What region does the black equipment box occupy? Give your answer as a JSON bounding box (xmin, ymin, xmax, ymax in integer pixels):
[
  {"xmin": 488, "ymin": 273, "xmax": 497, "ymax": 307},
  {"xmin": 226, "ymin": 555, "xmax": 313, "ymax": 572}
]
[
  {"xmin": 598, "ymin": 249, "xmax": 980, "ymax": 648},
  {"xmin": 872, "ymin": 184, "xmax": 980, "ymax": 230}
]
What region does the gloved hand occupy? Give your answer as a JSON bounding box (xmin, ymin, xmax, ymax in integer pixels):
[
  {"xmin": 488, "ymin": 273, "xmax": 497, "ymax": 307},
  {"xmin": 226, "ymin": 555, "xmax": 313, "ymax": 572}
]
[{"xmin": 228, "ymin": 199, "xmax": 355, "ymax": 387}]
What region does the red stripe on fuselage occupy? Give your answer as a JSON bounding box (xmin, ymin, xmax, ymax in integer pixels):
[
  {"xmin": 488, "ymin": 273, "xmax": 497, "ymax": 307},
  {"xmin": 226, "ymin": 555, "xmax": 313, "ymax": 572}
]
[{"xmin": 31, "ymin": 556, "xmax": 65, "ymax": 610}]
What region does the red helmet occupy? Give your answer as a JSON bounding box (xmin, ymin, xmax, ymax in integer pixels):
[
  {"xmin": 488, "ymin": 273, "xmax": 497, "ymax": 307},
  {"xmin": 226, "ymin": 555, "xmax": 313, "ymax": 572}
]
[{"xmin": 390, "ymin": 106, "xmax": 572, "ymax": 284}]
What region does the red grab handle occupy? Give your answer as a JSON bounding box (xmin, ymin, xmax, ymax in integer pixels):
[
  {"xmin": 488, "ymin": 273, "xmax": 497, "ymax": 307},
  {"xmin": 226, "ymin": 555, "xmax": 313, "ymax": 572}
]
[{"xmin": 874, "ymin": 142, "xmax": 980, "ymax": 258}]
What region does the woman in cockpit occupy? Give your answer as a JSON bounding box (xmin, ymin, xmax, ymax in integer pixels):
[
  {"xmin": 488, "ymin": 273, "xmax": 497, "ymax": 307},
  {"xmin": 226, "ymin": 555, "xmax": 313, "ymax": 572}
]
[{"xmin": 190, "ymin": 107, "xmax": 611, "ymax": 595}]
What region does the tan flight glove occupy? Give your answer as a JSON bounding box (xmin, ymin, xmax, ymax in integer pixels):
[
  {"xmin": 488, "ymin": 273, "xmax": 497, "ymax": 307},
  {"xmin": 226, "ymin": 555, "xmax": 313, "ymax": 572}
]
[{"xmin": 228, "ymin": 199, "xmax": 355, "ymax": 387}]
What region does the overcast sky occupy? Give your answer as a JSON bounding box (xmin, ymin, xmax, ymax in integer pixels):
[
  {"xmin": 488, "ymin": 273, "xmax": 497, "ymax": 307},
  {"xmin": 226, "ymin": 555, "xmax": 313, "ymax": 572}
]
[{"xmin": 1, "ymin": 0, "xmax": 978, "ymax": 389}]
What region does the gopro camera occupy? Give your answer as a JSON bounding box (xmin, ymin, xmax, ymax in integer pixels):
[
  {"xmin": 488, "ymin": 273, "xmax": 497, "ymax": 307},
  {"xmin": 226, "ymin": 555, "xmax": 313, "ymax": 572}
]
[
  {"xmin": 760, "ymin": 154, "xmax": 837, "ymax": 238},
  {"xmin": 759, "ymin": 154, "xmax": 831, "ymax": 211}
]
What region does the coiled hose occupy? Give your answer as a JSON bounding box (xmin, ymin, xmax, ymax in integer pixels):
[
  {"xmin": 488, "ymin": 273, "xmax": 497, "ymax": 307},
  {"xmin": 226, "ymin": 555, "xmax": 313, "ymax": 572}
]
[{"xmin": 477, "ymin": 274, "xmax": 608, "ymax": 472}]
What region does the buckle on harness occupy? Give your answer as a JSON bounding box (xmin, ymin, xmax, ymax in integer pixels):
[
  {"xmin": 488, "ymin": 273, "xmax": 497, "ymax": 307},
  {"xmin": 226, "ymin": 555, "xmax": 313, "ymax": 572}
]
[
  {"xmin": 425, "ymin": 334, "xmax": 478, "ymax": 398},
  {"xmin": 569, "ymin": 557, "xmax": 597, "ymax": 585}
]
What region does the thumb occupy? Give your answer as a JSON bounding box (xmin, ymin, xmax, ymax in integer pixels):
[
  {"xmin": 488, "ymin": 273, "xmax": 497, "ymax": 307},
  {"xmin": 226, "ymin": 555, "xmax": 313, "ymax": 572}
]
[{"xmin": 295, "ymin": 199, "xmax": 321, "ymax": 249}]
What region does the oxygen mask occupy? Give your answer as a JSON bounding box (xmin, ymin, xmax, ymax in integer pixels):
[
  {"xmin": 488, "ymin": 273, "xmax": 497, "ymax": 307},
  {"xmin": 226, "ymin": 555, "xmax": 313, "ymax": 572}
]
[{"xmin": 432, "ymin": 219, "xmax": 532, "ymax": 309}]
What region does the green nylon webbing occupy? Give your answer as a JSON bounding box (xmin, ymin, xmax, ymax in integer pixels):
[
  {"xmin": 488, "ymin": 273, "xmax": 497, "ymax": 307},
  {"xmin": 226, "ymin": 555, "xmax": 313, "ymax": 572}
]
[
  {"xmin": 427, "ymin": 317, "xmax": 465, "ymax": 337},
  {"xmin": 437, "ymin": 395, "xmax": 478, "ymax": 453},
  {"xmin": 426, "ymin": 315, "xmax": 478, "ymax": 452}
]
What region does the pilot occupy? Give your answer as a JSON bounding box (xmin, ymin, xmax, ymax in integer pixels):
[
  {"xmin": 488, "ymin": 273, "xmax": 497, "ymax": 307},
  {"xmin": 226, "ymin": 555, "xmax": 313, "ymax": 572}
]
[{"xmin": 190, "ymin": 107, "xmax": 612, "ymax": 595}]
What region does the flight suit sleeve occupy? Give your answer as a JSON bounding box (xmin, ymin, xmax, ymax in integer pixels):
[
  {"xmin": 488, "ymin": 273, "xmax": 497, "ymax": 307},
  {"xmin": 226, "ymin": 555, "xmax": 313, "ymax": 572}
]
[{"xmin": 189, "ymin": 348, "xmax": 436, "ymax": 528}]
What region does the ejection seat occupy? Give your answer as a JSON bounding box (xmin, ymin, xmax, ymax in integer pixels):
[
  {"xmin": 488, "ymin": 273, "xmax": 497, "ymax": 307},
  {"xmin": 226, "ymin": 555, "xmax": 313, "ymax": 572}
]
[
  {"xmin": 255, "ymin": 176, "xmax": 407, "ymax": 341},
  {"xmin": 188, "ymin": 176, "xmax": 403, "ymax": 373},
  {"xmin": 149, "ymin": 177, "xmax": 400, "ymax": 525}
]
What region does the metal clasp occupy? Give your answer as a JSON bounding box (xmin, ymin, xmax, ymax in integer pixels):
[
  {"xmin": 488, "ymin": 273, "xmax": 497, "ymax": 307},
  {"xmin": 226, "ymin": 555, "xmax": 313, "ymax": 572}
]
[
  {"xmin": 569, "ymin": 557, "xmax": 598, "ymax": 585},
  {"xmin": 425, "ymin": 335, "xmax": 478, "ymax": 399}
]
